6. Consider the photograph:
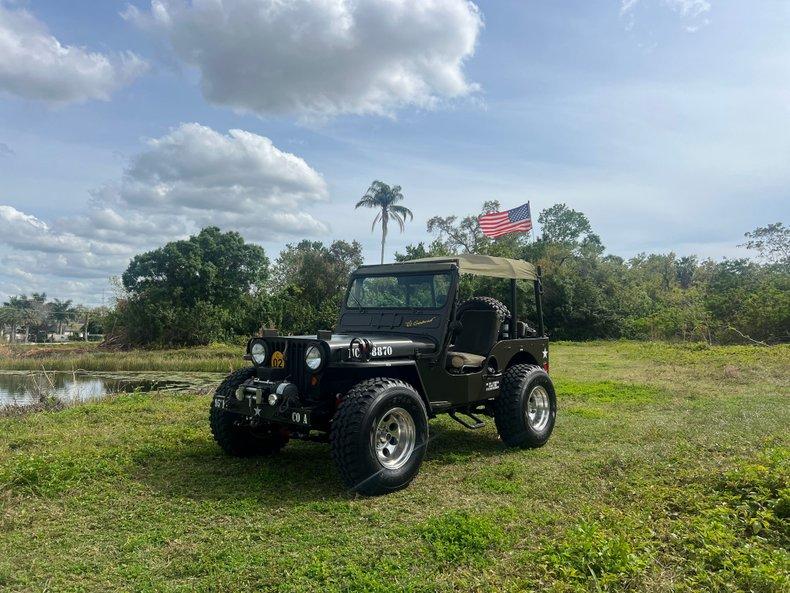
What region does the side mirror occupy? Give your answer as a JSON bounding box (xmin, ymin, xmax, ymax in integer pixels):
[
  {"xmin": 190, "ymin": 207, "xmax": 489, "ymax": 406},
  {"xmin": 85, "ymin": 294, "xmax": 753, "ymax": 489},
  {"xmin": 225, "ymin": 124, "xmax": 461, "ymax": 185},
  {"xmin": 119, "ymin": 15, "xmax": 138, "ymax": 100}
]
[{"xmin": 449, "ymin": 320, "xmax": 463, "ymax": 338}]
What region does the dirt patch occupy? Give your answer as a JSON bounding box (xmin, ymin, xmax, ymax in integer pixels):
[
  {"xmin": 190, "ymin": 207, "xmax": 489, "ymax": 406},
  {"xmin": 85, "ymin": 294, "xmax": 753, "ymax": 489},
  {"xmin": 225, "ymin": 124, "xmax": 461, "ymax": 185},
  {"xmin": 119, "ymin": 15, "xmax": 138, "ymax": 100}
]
[
  {"xmin": 723, "ymin": 365, "xmax": 740, "ymax": 379},
  {"xmin": 97, "ymin": 335, "xmax": 132, "ymax": 352}
]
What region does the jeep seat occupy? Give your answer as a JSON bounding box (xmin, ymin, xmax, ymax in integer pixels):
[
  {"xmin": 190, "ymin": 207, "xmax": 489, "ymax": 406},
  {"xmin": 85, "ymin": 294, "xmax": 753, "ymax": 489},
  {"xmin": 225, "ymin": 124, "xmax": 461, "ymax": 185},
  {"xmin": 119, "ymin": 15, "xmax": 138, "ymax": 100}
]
[{"xmin": 447, "ymin": 309, "xmax": 500, "ymax": 371}]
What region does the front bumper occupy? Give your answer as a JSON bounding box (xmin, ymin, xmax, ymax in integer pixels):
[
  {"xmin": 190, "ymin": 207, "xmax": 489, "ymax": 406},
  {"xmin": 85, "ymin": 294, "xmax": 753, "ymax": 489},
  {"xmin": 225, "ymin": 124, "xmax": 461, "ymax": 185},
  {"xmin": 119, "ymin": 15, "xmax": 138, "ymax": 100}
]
[{"xmin": 212, "ymin": 378, "xmax": 321, "ymax": 429}]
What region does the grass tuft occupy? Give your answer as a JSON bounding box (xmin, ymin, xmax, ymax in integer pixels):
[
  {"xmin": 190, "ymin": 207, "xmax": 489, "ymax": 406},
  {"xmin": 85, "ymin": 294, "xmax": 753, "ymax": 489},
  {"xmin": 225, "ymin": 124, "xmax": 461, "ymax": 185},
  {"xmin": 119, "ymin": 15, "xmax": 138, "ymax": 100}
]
[
  {"xmin": 536, "ymin": 518, "xmax": 649, "ymax": 589},
  {"xmin": 555, "ymin": 379, "xmax": 662, "ymax": 404},
  {"xmin": 0, "ymin": 451, "xmax": 128, "ymax": 496},
  {"xmin": 419, "ymin": 511, "xmax": 504, "ymax": 564}
]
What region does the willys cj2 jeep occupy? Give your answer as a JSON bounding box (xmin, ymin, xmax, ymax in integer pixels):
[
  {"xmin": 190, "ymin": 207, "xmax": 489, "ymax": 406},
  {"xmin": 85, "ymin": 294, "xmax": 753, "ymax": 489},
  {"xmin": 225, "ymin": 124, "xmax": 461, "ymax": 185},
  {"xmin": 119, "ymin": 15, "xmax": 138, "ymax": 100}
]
[{"xmin": 210, "ymin": 255, "xmax": 557, "ymax": 495}]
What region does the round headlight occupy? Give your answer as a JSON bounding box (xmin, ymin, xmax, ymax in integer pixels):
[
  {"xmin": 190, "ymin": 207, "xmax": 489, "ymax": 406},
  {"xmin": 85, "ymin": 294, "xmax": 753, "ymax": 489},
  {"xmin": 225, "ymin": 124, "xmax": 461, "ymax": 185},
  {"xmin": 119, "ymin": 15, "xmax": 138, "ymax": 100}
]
[
  {"xmin": 305, "ymin": 345, "xmax": 323, "ymax": 371},
  {"xmin": 251, "ymin": 341, "xmax": 267, "ymax": 365}
]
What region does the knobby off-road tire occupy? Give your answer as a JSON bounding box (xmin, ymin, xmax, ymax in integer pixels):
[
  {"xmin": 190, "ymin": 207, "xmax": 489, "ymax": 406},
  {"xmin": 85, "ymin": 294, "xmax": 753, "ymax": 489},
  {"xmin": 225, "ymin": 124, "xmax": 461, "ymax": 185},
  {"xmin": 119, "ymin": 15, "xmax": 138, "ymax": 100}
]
[
  {"xmin": 494, "ymin": 364, "xmax": 557, "ymax": 448},
  {"xmin": 456, "ymin": 296, "xmax": 510, "ymax": 324},
  {"xmin": 330, "ymin": 378, "xmax": 428, "ymax": 496},
  {"xmin": 210, "ymin": 367, "xmax": 289, "ymax": 457}
]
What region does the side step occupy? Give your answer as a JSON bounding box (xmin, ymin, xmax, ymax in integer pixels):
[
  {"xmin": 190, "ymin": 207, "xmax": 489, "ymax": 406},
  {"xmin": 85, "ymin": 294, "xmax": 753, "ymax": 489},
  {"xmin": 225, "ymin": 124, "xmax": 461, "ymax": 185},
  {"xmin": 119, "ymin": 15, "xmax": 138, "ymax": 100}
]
[{"xmin": 449, "ymin": 411, "xmax": 485, "ymax": 430}]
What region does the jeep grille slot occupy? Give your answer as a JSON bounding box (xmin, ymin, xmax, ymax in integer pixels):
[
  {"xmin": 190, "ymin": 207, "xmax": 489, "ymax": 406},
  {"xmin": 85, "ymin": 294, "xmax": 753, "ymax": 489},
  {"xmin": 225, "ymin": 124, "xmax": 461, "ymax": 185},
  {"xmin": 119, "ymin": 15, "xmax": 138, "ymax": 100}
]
[{"xmin": 286, "ymin": 340, "xmax": 310, "ymax": 394}]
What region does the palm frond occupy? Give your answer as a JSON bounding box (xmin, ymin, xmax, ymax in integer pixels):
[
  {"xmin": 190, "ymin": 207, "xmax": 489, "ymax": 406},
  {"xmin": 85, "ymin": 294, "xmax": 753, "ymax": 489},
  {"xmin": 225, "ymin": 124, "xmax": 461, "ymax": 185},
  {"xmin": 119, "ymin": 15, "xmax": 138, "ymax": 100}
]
[
  {"xmin": 371, "ymin": 211, "xmax": 383, "ymax": 232},
  {"xmin": 355, "ymin": 197, "xmax": 377, "ymax": 209},
  {"xmin": 390, "ymin": 211, "xmax": 405, "ymax": 232},
  {"xmin": 390, "ymin": 204, "xmax": 413, "ymax": 221}
]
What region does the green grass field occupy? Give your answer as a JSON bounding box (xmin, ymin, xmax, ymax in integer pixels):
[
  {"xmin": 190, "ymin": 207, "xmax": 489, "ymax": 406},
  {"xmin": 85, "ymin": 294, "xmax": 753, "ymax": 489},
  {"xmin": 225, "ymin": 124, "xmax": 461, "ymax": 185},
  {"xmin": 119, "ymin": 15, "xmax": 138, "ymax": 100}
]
[{"xmin": 1, "ymin": 341, "xmax": 788, "ymax": 592}]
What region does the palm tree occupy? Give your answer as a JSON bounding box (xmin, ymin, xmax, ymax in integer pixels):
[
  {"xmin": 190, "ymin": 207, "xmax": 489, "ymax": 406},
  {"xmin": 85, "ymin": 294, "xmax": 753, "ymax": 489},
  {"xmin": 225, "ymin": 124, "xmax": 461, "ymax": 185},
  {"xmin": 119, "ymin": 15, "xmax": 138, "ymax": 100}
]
[
  {"xmin": 3, "ymin": 294, "xmax": 47, "ymax": 343},
  {"xmin": 49, "ymin": 299, "xmax": 75, "ymax": 335},
  {"xmin": 20, "ymin": 308, "xmax": 44, "ymax": 343},
  {"xmin": 0, "ymin": 306, "xmax": 24, "ymax": 343},
  {"xmin": 355, "ymin": 181, "xmax": 414, "ymax": 264}
]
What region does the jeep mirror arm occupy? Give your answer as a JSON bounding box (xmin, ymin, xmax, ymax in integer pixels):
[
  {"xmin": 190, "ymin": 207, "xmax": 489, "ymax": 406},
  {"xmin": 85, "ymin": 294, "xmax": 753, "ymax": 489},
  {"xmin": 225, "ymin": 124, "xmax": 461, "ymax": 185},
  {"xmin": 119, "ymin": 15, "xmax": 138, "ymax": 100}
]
[{"xmin": 449, "ymin": 320, "xmax": 463, "ymax": 340}]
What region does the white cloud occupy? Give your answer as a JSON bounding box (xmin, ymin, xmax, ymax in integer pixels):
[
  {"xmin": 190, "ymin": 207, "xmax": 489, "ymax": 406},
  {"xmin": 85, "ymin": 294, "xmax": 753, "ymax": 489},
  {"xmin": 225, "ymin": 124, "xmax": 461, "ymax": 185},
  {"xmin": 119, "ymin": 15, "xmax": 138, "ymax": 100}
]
[
  {"xmin": 621, "ymin": 0, "xmax": 711, "ymax": 16},
  {"xmin": 0, "ymin": 205, "xmax": 86, "ymax": 253},
  {"xmin": 124, "ymin": 0, "xmax": 482, "ymax": 117},
  {"xmin": 91, "ymin": 123, "xmax": 329, "ymax": 237},
  {"xmin": 0, "ymin": 250, "xmax": 118, "ymax": 303},
  {"xmin": 0, "ymin": 2, "xmax": 147, "ymax": 104},
  {"xmin": 0, "ymin": 123, "xmax": 331, "ymax": 303},
  {"xmin": 621, "ymin": 0, "xmax": 711, "ymax": 31},
  {"xmin": 663, "ymin": 0, "xmax": 711, "ymax": 19}
]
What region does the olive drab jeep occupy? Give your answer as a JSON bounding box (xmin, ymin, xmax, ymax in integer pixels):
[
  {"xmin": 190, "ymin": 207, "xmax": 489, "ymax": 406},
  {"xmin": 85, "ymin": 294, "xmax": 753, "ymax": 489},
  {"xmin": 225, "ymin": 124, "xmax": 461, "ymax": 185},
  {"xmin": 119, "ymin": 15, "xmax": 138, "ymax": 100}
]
[{"xmin": 210, "ymin": 255, "xmax": 557, "ymax": 495}]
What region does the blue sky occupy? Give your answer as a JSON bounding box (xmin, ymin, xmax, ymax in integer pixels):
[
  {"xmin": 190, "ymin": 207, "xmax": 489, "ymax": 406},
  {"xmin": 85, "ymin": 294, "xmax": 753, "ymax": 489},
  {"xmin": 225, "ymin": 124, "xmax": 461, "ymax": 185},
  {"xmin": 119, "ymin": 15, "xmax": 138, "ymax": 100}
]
[{"xmin": 1, "ymin": 0, "xmax": 788, "ymax": 304}]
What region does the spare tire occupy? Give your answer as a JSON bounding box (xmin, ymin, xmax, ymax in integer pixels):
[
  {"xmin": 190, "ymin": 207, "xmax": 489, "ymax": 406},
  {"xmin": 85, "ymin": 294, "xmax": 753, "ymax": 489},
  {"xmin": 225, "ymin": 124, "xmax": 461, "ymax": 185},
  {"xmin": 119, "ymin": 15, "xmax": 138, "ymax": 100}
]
[{"xmin": 456, "ymin": 296, "xmax": 510, "ymax": 324}]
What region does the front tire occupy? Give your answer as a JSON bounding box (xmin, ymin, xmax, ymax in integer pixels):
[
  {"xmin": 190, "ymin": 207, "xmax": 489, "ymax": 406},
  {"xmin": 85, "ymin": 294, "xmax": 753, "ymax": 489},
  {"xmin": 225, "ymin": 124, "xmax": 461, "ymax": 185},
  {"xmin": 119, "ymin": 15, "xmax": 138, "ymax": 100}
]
[
  {"xmin": 210, "ymin": 367, "xmax": 289, "ymax": 457},
  {"xmin": 494, "ymin": 364, "xmax": 557, "ymax": 448},
  {"xmin": 330, "ymin": 378, "xmax": 428, "ymax": 496}
]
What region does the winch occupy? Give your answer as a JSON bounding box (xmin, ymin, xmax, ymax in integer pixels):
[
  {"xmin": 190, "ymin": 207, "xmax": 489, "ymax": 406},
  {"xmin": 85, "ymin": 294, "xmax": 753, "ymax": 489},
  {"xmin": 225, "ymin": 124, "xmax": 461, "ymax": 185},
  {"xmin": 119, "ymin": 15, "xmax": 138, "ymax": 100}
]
[{"xmin": 235, "ymin": 379, "xmax": 299, "ymax": 406}]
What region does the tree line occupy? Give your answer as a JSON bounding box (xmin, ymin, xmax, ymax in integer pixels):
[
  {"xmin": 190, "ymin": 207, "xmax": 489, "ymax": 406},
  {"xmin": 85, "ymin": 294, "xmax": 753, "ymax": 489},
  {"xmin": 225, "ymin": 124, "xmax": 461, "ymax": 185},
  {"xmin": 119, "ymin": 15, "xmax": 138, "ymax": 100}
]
[
  {"xmin": 103, "ymin": 195, "xmax": 787, "ymax": 346},
  {"xmin": 103, "ymin": 228, "xmax": 364, "ymax": 346},
  {"xmin": 0, "ymin": 294, "xmax": 104, "ymax": 343},
  {"xmin": 4, "ymin": 180, "xmax": 787, "ymax": 347},
  {"xmin": 398, "ymin": 203, "xmax": 788, "ymax": 344}
]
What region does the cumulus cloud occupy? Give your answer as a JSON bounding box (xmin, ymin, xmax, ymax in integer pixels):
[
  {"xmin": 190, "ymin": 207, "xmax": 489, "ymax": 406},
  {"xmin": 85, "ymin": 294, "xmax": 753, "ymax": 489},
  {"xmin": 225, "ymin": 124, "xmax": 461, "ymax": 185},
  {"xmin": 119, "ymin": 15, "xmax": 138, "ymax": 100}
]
[
  {"xmin": 0, "ymin": 205, "xmax": 87, "ymax": 254},
  {"xmin": 124, "ymin": 0, "xmax": 482, "ymax": 117},
  {"xmin": 90, "ymin": 123, "xmax": 329, "ymax": 237},
  {"xmin": 0, "ymin": 124, "xmax": 330, "ymax": 302},
  {"xmin": 0, "ymin": 2, "xmax": 147, "ymax": 104}
]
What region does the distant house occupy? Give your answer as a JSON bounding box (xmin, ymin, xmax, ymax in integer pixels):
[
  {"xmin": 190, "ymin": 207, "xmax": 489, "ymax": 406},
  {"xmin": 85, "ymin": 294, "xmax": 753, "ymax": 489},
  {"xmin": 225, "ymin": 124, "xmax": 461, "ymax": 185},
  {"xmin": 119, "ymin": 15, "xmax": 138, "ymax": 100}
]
[
  {"xmin": 1, "ymin": 331, "xmax": 26, "ymax": 343},
  {"xmin": 47, "ymin": 322, "xmax": 86, "ymax": 343}
]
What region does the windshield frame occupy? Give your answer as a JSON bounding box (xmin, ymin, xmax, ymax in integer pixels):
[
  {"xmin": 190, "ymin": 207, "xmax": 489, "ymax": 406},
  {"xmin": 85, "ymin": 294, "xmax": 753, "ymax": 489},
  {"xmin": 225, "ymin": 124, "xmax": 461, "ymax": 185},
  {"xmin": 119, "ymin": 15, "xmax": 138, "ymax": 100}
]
[{"xmin": 343, "ymin": 270, "xmax": 453, "ymax": 311}]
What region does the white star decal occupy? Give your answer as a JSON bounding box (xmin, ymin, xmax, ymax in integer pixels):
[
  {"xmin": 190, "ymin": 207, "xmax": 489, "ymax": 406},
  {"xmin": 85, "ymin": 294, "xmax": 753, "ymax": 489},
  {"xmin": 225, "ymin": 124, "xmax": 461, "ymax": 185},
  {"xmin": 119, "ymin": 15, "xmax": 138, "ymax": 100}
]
[{"xmin": 542, "ymin": 348, "xmax": 548, "ymax": 360}]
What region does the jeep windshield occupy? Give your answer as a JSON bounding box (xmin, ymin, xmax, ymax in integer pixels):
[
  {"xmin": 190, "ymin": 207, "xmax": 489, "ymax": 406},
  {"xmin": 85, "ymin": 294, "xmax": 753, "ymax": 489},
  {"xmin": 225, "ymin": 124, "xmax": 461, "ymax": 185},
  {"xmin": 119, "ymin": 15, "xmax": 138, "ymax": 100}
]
[{"xmin": 347, "ymin": 272, "xmax": 451, "ymax": 309}]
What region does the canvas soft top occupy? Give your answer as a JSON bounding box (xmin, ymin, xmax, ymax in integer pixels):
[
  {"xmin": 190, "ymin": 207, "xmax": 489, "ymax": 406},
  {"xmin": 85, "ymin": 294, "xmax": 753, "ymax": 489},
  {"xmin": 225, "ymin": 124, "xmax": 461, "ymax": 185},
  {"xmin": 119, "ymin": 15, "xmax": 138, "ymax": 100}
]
[{"xmin": 354, "ymin": 254, "xmax": 538, "ymax": 281}]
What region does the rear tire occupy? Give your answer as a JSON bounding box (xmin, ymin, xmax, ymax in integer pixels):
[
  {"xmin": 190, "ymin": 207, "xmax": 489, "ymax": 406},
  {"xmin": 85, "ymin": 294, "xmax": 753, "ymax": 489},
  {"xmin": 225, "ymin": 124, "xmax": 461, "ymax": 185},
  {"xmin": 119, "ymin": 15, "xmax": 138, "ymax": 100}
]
[
  {"xmin": 456, "ymin": 296, "xmax": 510, "ymax": 324},
  {"xmin": 210, "ymin": 367, "xmax": 289, "ymax": 457},
  {"xmin": 330, "ymin": 378, "xmax": 428, "ymax": 496},
  {"xmin": 494, "ymin": 364, "xmax": 556, "ymax": 448}
]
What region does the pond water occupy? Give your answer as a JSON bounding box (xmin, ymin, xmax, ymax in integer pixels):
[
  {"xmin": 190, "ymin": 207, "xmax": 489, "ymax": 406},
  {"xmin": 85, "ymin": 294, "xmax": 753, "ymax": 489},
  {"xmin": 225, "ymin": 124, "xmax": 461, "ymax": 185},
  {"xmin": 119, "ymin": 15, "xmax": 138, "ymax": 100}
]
[{"xmin": 0, "ymin": 371, "xmax": 221, "ymax": 408}]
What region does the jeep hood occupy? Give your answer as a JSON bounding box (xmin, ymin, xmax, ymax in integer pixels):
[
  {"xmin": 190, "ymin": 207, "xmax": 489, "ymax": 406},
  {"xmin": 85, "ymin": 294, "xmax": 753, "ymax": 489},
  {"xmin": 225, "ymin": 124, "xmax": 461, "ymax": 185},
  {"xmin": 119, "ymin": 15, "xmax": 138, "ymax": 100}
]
[{"xmin": 283, "ymin": 333, "xmax": 436, "ymax": 359}]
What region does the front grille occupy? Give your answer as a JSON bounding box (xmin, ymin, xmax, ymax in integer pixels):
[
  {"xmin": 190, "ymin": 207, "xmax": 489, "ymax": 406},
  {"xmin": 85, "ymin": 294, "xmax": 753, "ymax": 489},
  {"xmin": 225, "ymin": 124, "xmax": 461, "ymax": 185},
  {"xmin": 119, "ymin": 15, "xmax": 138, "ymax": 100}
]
[
  {"xmin": 268, "ymin": 339, "xmax": 287, "ymax": 357},
  {"xmin": 286, "ymin": 340, "xmax": 310, "ymax": 394},
  {"xmin": 263, "ymin": 338, "xmax": 312, "ymax": 395}
]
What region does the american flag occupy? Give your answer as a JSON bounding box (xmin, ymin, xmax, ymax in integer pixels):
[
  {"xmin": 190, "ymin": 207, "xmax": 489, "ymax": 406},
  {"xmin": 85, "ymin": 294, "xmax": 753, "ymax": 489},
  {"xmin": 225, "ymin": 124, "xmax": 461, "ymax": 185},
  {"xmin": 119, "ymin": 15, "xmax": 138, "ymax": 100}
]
[{"xmin": 478, "ymin": 202, "xmax": 533, "ymax": 238}]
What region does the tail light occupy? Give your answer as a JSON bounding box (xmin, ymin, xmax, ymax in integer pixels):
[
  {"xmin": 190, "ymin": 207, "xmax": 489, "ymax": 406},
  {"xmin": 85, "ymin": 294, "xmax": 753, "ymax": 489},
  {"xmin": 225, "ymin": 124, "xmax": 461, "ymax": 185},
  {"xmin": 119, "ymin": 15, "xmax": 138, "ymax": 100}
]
[{"xmin": 542, "ymin": 362, "xmax": 549, "ymax": 373}]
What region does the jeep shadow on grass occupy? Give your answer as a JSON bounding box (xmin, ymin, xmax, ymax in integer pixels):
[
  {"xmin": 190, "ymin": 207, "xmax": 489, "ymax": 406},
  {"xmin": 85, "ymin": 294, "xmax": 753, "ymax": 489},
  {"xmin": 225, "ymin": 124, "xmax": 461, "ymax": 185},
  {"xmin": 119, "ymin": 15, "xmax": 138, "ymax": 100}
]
[{"xmin": 210, "ymin": 255, "xmax": 557, "ymax": 495}]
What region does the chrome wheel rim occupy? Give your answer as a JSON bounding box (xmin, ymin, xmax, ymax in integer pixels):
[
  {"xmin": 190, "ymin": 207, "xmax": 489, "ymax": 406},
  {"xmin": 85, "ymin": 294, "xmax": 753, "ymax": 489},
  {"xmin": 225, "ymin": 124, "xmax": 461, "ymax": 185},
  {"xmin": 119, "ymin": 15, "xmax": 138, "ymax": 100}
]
[
  {"xmin": 372, "ymin": 407, "xmax": 416, "ymax": 470},
  {"xmin": 526, "ymin": 385, "xmax": 551, "ymax": 431}
]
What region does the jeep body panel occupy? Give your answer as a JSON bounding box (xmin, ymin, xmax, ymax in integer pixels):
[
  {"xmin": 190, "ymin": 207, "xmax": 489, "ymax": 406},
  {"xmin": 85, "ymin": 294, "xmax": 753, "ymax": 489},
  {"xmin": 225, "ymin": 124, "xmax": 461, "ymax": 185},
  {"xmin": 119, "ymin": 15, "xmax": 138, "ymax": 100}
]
[{"xmin": 417, "ymin": 336, "xmax": 549, "ymax": 408}]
